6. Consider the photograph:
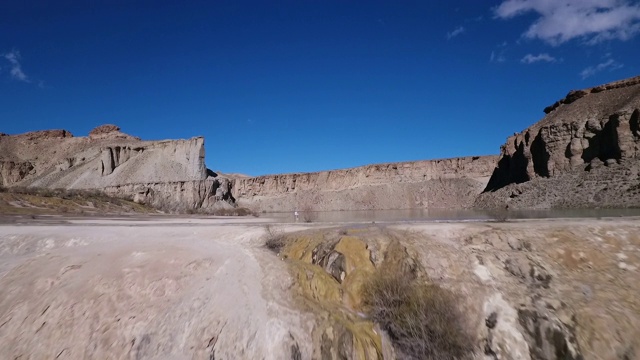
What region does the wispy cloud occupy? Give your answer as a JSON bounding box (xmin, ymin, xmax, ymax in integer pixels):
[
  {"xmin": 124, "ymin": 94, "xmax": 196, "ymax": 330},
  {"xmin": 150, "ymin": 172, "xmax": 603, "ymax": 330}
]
[
  {"xmin": 446, "ymin": 26, "xmax": 465, "ymax": 39},
  {"xmin": 521, "ymin": 53, "xmax": 557, "ymax": 64},
  {"xmin": 494, "ymin": 0, "xmax": 640, "ymax": 45},
  {"xmin": 580, "ymin": 58, "xmax": 624, "ymax": 79},
  {"xmin": 2, "ymin": 50, "xmax": 30, "ymax": 82},
  {"xmin": 490, "ymin": 51, "xmax": 506, "ymax": 63},
  {"xmin": 490, "ymin": 42, "xmax": 508, "ymax": 63}
]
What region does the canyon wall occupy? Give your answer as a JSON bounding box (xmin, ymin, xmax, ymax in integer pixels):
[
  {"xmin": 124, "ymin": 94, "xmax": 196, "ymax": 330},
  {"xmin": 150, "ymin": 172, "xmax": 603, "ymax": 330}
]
[
  {"xmin": 477, "ymin": 76, "xmax": 640, "ymax": 209},
  {"xmin": 1, "ymin": 124, "xmax": 499, "ymax": 212},
  {"xmin": 233, "ymin": 156, "xmax": 499, "ymax": 212},
  {"xmin": 0, "ymin": 125, "xmax": 233, "ymax": 211},
  {"xmin": 101, "ymin": 178, "xmax": 234, "ymax": 212},
  {"xmin": 7, "ymin": 75, "xmax": 640, "ymax": 213}
]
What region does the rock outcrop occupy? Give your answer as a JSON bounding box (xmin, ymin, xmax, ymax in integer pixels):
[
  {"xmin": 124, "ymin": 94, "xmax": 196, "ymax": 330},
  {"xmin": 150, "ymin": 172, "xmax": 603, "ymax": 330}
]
[
  {"xmin": 478, "ymin": 76, "xmax": 640, "ymax": 209},
  {"xmin": 1, "ymin": 123, "xmax": 499, "ymax": 213},
  {"xmin": 8, "ymin": 74, "xmax": 640, "ymax": 213},
  {"xmin": 0, "ymin": 125, "xmax": 232, "ymax": 211},
  {"xmin": 233, "ymin": 156, "xmax": 499, "ymax": 212},
  {"xmin": 89, "ymin": 124, "xmax": 140, "ymax": 141},
  {"xmin": 0, "ymin": 161, "xmax": 35, "ymax": 187}
]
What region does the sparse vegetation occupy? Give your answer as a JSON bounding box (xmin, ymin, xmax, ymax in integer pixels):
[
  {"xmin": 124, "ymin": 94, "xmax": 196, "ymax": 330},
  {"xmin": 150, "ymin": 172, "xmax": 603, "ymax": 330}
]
[
  {"xmin": 212, "ymin": 207, "xmax": 256, "ymax": 216},
  {"xmin": 0, "ymin": 186, "xmax": 154, "ymax": 215},
  {"xmin": 300, "ymin": 204, "xmax": 317, "ymax": 223},
  {"xmin": 263, "ymin": 225, "xmax": 287, "ymax": 253},
  {"xmin": 362, "ymin": 270, "xmax": 474, "ymax": 360},
  {"xmin": 6, "ymin": 186, "xmax": 111, "ymax": 201}
]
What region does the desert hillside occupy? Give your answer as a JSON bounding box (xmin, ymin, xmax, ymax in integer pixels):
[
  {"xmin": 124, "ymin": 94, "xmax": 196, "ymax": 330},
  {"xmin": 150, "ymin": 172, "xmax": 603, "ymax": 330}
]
[
  {"xmin": 1, "ymin": 125, "xmax": 499, "ymax": 213},
  {"xmin": 477, "ymin": 76, "xmax": 640, "ymax": 209},
  {"xmin": 3, "ymin": 75, "xmax": 640, "ymax": 213},
  {"xmin": 0, "ymin": 125, "xmax": 234, "ymax": 212}
]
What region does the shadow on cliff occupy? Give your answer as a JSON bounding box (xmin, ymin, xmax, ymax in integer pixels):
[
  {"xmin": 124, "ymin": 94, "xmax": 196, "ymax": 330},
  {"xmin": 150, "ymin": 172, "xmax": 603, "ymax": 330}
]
[{"xmin": 483, "ymin": 141, "xmax": 531, "ymax": 192}]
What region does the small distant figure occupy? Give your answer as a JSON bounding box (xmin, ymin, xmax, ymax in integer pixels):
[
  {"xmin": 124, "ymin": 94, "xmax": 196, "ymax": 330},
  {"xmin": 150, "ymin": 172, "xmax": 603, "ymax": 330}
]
[{"xmin": 294, "ymin": 210, "xmax": 299, "ymax": 222}]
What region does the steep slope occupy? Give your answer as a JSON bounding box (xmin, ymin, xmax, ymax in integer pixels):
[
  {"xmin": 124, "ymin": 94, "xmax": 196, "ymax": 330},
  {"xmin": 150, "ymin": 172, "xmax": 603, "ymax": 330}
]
[
  {"xmin": 2, "ymin": 124, "xmax": 499, "ymax": 213},
  {"xmin": 0, "ymin": 125, "xmax": 234, "ymax": 211},
  {"xmin": 233, "ymin": 156, "xmax": 499, "ymax": 212},
  {"xmin": 477, "ymin": 76, "xmax": 640, "ymax": 209}
]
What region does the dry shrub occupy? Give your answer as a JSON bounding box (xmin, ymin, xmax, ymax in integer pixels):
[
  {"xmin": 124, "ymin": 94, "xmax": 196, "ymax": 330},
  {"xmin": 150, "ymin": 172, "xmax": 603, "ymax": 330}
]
[
  {"xmin": 263, "ymin": 225, "xmax": 286, "ymax": 253},
  {"xmin": 4, "ymin": 186, "xmax": 152, "ymax": 213},
  {"xmin": 300, "ymin": 204, "xmax": 317, "ymax": 223},
  {"xmin": 363, "ymin": 271, "xmax": 474, "ymax": 360}
]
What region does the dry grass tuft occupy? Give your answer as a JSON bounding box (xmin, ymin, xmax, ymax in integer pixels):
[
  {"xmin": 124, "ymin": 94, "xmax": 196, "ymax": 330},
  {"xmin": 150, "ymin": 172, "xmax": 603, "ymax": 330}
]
[
  {"xmin": 362, "ymin": 271, "xmax": 474, "ymax": 360},
  {"xmin": 263, "ymin": 225, "xmax": 287, "ymax": 253}
]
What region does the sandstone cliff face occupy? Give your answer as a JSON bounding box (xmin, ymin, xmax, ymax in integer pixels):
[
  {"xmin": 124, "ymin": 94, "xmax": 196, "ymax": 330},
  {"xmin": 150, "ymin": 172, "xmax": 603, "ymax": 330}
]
[
  {"xmin": 479, "ymin": 76, "xmax": 640, "ymax": 209},
  {"xmin": 1, "ymin": 121, "xmax": 498, "ymax": 213},
  {"xmin": 233, "ymin": 156, "xmax": 499, "ymax": 212},
  {"xmin": 102, "ymin": 178, "xmax": 234, "ymax": 212},
  {"xmin": 0, "ymin": 125, "xmax": 230, "ymax": 211}
]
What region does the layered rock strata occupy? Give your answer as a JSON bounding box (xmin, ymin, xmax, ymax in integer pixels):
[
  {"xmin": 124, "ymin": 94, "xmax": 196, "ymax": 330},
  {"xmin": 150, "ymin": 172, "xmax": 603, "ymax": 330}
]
[
  {"xmin": 2, "ymin": 124, "xmax": 499, "ymax": 213},
  {"xmin": 0, "ymin": 125, "xmax": 233, "ymax": 211},
  {"xmin": 478, "ymin": 76, "xmax": 640, "ymax": 209},
  {"xmin": 233, "ymin": 156, "xmax": 499, "ymax": 212}
]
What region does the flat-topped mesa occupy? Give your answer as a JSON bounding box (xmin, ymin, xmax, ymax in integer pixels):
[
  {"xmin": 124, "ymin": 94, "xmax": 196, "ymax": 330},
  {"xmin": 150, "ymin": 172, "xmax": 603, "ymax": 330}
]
[
  {"xmin": 0, "ymin": 125, "xmax": 233, "ymax": 212},
  {"xmin": 233, "ymin": 155, "xmax": 499, "ymax": 212},
  {"xmin": 477, "ymin": 75, "xmax": 640, "ymax": 209}
]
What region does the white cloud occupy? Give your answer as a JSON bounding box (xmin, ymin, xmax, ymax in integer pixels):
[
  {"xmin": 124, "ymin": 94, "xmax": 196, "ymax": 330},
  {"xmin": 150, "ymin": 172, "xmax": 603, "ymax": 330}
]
[
  {"xmin": 2, "ymin": 50, "xmax": 30, "ymax": 82},
  {"xmin": 446, "ymin": 26, "xmax": 465, "ymax": 39},
  {"xmin": 580, "ymin": 58, "xmax": 624, "ymax": 78},
  {"xmin": 521, "ymin": 53, "xmax": 557, "ymax": 63},
  {"xmin": 494, "ymin": 0, "xmax": 640, "ymax": 45}
]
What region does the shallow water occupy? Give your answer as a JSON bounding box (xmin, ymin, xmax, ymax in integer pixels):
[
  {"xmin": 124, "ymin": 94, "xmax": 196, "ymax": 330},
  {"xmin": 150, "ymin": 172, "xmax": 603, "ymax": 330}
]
[{"xmin": 267, "ymin": 208, "xmax": 640, "ymax": 223}]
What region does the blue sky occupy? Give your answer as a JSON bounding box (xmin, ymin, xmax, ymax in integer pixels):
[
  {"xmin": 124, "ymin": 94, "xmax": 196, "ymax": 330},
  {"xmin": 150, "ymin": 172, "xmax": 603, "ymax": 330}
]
[{"xmin": 1, "ymin": 0, "xmax": 639, "ymax": 176}]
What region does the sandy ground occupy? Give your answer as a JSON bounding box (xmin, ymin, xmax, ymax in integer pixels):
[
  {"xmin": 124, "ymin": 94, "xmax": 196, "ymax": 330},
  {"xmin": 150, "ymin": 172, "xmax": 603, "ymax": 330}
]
[
  {"xmin": 2, "ymin": 216, "xmax": 640, "ymax": 359},
  {"xmin": 0, "ymin": 217, "xmax": 315, "ymax": 360}
]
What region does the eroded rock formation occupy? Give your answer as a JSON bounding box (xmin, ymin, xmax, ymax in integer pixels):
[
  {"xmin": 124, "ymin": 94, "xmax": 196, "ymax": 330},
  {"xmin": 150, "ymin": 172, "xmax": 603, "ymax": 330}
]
[
  {"xmin": 89, "ymin": 124, "xmax": 140, "ymax": 140},
  {"xmin": 478, "ymin": 76, "xmax": 640, "ymax": 209},
  {"xmin": 0, "ymin": 161, "xmax": 35, "ymax": 187},
  {"xmin": 6, "ymin": 75, "xmax": 640, "ymax": 213},
  {"xmin": 1, "ymin": 123, "xmax": 499, "ymax": 212},
  {"xmin": 0, "ymin": 125, "xmax": 232, "ymax": 211},
  {"xmin": 233, "ymin": 156, "xmax": 499, "ymax": 212}
]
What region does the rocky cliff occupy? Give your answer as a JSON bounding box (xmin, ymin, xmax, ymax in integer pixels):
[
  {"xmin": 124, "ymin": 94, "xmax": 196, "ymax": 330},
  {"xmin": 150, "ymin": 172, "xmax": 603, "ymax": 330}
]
[
  {"xmin": 0, "ymin": 125, "xmax": 233, "ymax": 211},
  {"xmin": 10, "ymin": 73, "xmax": 639, "ymax": 214},
  {"xmin": 1, "ymin": 124, "xmax": 500, "ymax": 213},
  {"xmin": 233, "ymin": 156, "xmax": 499, "ymax": 212},
  {"xmin": 477, "ymin": 76, "xmax": 640, "ymax": 209}
]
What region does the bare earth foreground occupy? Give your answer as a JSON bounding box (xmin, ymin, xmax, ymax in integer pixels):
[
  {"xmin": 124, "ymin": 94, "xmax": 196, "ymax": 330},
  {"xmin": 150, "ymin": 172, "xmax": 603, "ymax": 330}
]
[{"xmin": 1, "ymin": 216, "xmax": 640, "ymax": 359}]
